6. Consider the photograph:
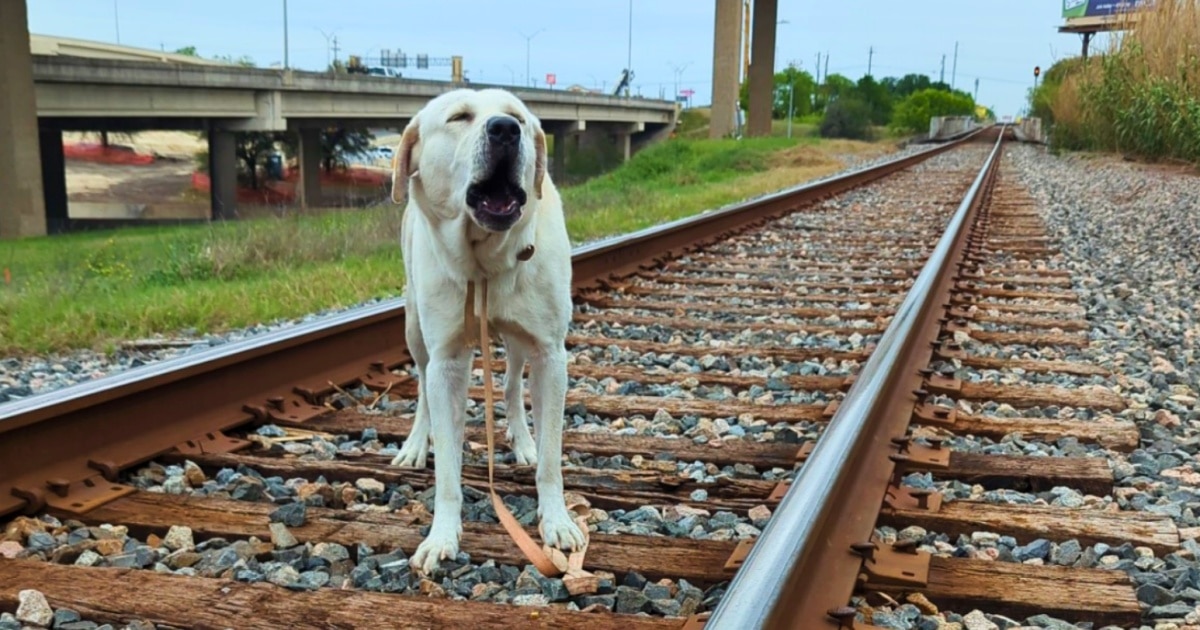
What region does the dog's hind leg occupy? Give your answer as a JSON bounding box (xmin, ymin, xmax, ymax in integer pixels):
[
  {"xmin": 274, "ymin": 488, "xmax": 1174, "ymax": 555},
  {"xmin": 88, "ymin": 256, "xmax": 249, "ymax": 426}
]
[
  {"xmin": 411, "ymin": 346, "xmax": 472, "ymax": 573},
  {"xmin": 527, "ymin": 339, "xmax": 585, "ymax": 551},
  {"xmin": 392, "ymin": 309, "xmax": 432, "ymax": 468},
  {"xmin": 502, "ymin": 338, "xmax": 538, "ymax": 466}
]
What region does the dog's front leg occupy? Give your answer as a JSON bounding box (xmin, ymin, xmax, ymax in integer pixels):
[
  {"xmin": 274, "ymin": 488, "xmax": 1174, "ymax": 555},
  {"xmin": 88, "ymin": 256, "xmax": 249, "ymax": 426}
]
[
  {"xmin": 529, "ymin": 344, "xmax": 585, "ymax": 551},
  {"xmin": 411, "ymin": 347, "xmax": 471, "ymax": 574}
]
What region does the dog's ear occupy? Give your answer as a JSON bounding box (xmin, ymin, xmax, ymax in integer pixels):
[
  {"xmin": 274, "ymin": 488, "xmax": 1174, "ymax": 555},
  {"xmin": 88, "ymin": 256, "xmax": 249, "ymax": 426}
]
[
  {"xmin": 533, "ymin": 125, "xmax": 547, "ymax": 200},
  {"xmin": 390, "ymin": 117, "xmax": 420, "ymax": 205}
]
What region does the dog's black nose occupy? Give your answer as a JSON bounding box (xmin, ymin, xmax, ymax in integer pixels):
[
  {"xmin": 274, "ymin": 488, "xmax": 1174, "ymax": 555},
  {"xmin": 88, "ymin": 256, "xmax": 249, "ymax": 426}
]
[{"xmin": 486, "ymin": 116, "xmax": 521, "ymax": 146}]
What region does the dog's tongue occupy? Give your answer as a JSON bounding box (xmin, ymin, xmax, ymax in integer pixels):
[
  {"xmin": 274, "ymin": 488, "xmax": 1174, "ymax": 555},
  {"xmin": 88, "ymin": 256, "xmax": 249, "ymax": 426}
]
[{"xmin": 481, "ymin": 195, "xmax": 520, "ymax": 215}]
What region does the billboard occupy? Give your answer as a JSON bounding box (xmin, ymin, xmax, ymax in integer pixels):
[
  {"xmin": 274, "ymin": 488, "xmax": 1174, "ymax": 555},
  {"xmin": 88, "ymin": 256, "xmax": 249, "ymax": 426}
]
[{"xmin": 1063, "ymin": 0, "xmax": 1151, "ymax": 18}]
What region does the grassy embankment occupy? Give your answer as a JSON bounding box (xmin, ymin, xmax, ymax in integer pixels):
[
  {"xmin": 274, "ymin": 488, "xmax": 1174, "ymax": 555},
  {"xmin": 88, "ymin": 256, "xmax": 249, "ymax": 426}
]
[
  {"xmin": 0, "ymin": 126, "xmax": 894, "ymax": 355},
  {"xmin": 1033, "ymin": 0, "xmax": 1200, "ymax": 165}
]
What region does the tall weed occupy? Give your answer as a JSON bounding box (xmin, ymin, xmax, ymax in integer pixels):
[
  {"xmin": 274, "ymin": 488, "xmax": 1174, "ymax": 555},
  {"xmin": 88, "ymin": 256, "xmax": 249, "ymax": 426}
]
[{"xmin": 1041, "ymin": 0, "xmax": 1200, "ymax": 164}]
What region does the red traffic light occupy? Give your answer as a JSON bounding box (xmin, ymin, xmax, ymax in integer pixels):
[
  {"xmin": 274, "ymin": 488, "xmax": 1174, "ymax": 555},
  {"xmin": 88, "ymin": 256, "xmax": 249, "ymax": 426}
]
[{"xmin": 1034, "ymin": 66, "xmax": 1041, "ymax": 77}]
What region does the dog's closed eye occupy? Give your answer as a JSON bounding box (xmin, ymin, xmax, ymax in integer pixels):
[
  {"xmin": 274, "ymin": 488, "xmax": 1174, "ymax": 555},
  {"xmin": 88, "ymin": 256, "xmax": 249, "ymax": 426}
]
[{"xmin": 448, "ymin": 110, "xmax": 474, "ymax": 123}]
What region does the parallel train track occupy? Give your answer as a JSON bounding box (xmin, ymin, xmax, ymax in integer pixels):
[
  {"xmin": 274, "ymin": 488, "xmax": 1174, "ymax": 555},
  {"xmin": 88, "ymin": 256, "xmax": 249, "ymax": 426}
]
[{"xmin": 0, "ymin": 127, "xmax": 1161, "ymax": 629}]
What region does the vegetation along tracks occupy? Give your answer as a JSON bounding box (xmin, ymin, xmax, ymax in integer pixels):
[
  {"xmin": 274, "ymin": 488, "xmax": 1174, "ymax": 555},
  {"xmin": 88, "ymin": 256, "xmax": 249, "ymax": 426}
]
[{"xmin": 0, "ymin": 127, "xmax": 1157, "ymax": 629}]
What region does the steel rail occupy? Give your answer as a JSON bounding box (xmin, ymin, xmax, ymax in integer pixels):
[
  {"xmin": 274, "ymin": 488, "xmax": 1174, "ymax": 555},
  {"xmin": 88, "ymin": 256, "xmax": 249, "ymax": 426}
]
[
  {"xmin": 705, "ymin": 127, "xmax": 1006, "ymax": 630},
  {"xmin": 0, "ymin": 131, "xmax": 979, "ymax": 520}
]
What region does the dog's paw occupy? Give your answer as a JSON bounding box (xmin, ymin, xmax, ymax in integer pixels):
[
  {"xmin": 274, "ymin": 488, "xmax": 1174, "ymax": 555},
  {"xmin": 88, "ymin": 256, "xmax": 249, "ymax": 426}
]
[
  {"xmin": 391, "ymin": 439, "xmax": 428, "ymax": 468},
  {"xmin": 506, "ymin": 426, "xmax": 538, "ymax": 466},
  {"xmin": 539, "ymin": 505, "xmax": 586, "ymax": 551},
  {"xmin": 411, "ymin": 527, "xmax": 460, "ymax": 574}
]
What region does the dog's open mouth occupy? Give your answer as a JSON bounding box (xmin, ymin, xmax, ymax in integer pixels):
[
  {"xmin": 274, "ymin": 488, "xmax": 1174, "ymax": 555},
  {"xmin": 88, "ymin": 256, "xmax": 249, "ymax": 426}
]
[{"xmin": 466, "ymin": 158, "xmax": 527, "ymax": 230}]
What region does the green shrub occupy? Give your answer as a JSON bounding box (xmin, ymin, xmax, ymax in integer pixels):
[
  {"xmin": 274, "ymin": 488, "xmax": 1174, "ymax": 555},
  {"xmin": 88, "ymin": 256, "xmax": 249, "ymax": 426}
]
[
  {"xmin": 890, "ymin": 89, "xmax": 976, "ymax": 134},
  {"xmin": 819, "ymin": 98, "xmax": 873, "ymax": 140}
]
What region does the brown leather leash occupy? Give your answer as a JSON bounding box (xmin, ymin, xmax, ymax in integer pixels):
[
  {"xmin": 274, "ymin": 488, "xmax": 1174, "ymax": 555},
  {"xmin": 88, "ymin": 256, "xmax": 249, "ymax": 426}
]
[{"xmin": 466, "ymin": 269, "xmax": 596, "ymax": 589}]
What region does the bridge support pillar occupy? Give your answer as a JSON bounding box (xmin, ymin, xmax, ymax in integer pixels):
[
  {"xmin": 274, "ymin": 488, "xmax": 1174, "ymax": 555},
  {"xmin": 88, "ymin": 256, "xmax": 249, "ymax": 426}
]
[
  {"xmin": 746, "ymin": 0, "xmax": 778, "ymax": 137},
  {"xmin": 616, "ymin": 132, "xmax": 632, "ymax": 162},
  {"xmin": 39, "ymin": 128, "xmax": 69, "ymax": 234},
  {"xmin": 550, "ymin": 120, "xmax": 584, "ymax": 181},
  {"xmin": 297, "ymin": 127, "xmax": 322, "ymax": 209},
  {"xmin": 0, "ymin": 0, "xmax": 48, "ymax": 238},
  {"xmin": 709, "ymin": 0, "xmax": 743, "ymax": 139},
  {"xmin": 208, "ymin": 129, "xmax": 238, "ymax": 220}
]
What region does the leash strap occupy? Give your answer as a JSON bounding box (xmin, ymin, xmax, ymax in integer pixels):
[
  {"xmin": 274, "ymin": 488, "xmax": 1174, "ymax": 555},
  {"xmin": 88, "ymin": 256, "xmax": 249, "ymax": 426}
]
[{"xmin": 472, "ymin": 279, "xmax": 593, "ymax": 582}]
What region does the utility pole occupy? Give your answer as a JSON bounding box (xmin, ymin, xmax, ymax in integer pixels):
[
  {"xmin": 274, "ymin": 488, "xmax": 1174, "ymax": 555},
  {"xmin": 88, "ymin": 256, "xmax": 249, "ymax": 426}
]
[
  {"xmin": 951, "ymin": 41, "xmax": 959, "ymax": 88},
  {"xmin": 867, "ymin": 46, "xmax": 874, "ymax": 77},
  {"xmin": 282, "ymin": 0, "xmax": 289, "ymax": 70},
  {"xmin": 113, "ymin": 0, "xmax": 121, "ymax": 44},
  {"xmin": 974, "ymin": 77, "xmax": 980, "ymax": 101},
  {"xmin": 823, "ymin": 53, "xmax": 829, "ymax": 83},
  {"xmin": 940, "ymin": 54, "xmax": 946, "ymax": 83},
  {"xmin": 815, "ymin": 52, "xmax": 821, "ymax": 84},
  {"xmin": 331, "ymin": 35, "xmax": 340, "ymax": 65}
]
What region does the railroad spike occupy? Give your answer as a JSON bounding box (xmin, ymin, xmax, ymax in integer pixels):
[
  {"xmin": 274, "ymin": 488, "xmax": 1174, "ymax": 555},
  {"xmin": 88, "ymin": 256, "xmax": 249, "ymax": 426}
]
[
  {"xmin": 850, "ymin": 541, "xmax": 878, "ymax": 561},
  {"xmin": 910, "ymin": 488, "xmax": 935, "ymax": 510},
  {"xmin": 827, "ymin": 607, "xmax": 860, "ymax": 629}
]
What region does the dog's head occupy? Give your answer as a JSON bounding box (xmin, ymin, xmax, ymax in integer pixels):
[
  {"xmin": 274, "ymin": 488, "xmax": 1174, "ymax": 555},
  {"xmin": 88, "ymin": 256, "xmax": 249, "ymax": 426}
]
[{"xmin": 391, "ymin": 88, "xmax": 547, "ymax": 233}]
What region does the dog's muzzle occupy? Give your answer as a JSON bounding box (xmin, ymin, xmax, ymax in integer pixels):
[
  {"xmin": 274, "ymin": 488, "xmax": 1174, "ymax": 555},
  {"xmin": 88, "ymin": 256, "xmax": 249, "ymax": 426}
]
[{"xmin": 465, "ymin": 116, "xmax": 528, "ymax": 232}]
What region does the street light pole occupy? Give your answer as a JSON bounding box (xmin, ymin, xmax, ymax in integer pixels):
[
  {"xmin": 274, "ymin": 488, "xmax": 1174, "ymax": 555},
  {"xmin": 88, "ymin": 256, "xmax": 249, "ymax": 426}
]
[
  {"xmin": 787, "ymin": 84, "xmax": 795, "ymax": 138},
  {"xmin": 626, "ymin": 0, "xmax": 633, "ymax": 97},
  {"xmin": 282, "ymin": 0, "xmax": 290, "ymax": 69},
  {"xmin": 518, "ymin": 29, "xmax": 545, "ymax": 87}
]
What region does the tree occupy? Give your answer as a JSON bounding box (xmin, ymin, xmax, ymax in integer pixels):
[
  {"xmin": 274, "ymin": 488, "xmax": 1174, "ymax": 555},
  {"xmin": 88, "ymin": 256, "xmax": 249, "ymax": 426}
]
[
  {"xmin": 855, "ymin": 75, "xmax": 894, "ymax": 125},
  {"xmin": 737, "ymin": 64, "xmax": 817, "ymax": 119},
  {"xmin": 890, "ymin": 88, "xmax": 977, "ymax": 133}
]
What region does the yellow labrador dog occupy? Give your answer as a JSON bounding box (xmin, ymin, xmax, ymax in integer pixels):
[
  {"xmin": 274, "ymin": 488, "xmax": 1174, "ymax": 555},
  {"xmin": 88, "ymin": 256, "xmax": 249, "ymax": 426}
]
[{"xmin": 389, "ymin": 88, "xmax": 584, "ymax": 573}]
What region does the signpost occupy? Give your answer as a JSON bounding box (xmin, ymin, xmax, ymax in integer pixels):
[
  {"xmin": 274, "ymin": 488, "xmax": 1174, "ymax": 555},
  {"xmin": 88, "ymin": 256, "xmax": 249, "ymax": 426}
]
[
  {"xmin": 1059, "ymin": 0, "xmax": 1152, "ymax": 59},
  {"xmin": 680, "ymin": 88, "xmax": 695, "ymax": 109}
]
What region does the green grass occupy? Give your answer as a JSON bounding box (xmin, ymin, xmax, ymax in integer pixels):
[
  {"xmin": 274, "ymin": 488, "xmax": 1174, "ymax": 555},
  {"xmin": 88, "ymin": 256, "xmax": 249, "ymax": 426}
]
[{"xmin": 0, "ymin": 134, "xmax": 892, "ymax": 354}]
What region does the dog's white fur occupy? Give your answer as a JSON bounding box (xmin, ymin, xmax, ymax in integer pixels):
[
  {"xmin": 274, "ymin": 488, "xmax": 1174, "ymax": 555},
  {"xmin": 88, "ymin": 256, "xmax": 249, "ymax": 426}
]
[{"xmin": 389, "ymin": 88, "xmax": 584, "ymax": 573}]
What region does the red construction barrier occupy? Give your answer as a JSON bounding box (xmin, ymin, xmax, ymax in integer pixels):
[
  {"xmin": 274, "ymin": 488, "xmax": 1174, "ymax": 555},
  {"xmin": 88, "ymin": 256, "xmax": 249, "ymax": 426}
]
[
  {"xmin": 190, "ymin": 172, "xmax": 296, "ymax": 205},
  {"xmin": 63, "ymin": 143, "xmax": 155, "ymax": 166}
]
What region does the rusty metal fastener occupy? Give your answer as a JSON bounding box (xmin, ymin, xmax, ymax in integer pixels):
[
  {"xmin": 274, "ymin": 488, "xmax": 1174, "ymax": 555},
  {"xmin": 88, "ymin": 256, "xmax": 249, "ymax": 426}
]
[
  {"xmin": 46, "ymin": 478, "xmax": 71, "ymax": 498},
  {"xmin": 893, "ymin": 539, "xmax": 920, "ymax": 554},
  {"xmin": 890, "ymin": 436, "xmax": 911, "ymax": 452},
  {"xmin": 910, "ymin": 488, "xmax": 935, "ymax": 509},
  {"xmin": 827, "ymin": 606, "xmax": 859, "ymax": 629},
  {"xmin": 850, "ymin": 541, "xmax": 877, "ymax": 561},
  {"xmin": 912, "ymin": 388, "xmax": 929, "ymax": 397},
  {"xmin": 370, "ymin": 360, "xmax": 386, "ymax": 371},
  {"xmin": 933, "ymin": 408, "xmax": 951, "ymax": 418},
  {"xmin": 268, "ymin": 396, "xmax": 285, "ymax": 410},
  {"xmin": 918, "ymin": 368, "xmax": 934, "ymax": 376},
  {"xmin": 927, "ymin": 437, "xmax": 945, "ymax": 449}
]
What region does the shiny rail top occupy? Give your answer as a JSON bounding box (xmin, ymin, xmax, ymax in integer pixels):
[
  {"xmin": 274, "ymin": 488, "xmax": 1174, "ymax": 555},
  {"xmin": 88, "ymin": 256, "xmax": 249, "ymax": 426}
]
[{"xmin": 705, "ymin": 129, "xmax": 1006, "ymax": 630}]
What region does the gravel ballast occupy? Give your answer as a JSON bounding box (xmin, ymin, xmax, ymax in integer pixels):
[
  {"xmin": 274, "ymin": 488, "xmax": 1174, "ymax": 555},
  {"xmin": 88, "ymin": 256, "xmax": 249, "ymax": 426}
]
[{"xmin": 862, "ymin": 145, "xmax": 1200, "ymax": 629}]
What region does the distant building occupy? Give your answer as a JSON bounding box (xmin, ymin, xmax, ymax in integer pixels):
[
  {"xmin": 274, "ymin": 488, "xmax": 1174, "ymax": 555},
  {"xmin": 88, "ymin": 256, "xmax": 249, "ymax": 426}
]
[{"xmin": 29, "ymin": 34, "xmax": 230, "ymax": 66}]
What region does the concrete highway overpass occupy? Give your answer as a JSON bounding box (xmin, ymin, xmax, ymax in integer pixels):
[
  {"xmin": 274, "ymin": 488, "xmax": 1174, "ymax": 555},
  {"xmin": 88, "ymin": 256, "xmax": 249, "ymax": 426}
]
[{"xmin": 0, "ymin": 4, "xmax": 679, "ymax": 237}]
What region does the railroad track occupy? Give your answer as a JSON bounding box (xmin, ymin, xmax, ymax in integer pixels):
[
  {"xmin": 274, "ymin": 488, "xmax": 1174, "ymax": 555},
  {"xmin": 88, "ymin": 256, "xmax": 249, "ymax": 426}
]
[{"xmin": 0, "ymin": 128, "xmax": 1163, "ymax": 629}]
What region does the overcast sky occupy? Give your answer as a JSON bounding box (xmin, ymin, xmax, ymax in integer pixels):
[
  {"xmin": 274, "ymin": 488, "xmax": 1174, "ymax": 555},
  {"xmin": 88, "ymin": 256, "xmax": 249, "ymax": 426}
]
[{"xmin": 27, "ymin": 1, "xmax": 1107, "ymax": 117}]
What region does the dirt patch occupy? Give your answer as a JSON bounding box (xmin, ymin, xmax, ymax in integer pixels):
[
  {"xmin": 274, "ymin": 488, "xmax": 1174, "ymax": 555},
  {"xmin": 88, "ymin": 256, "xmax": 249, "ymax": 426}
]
[
  {"xmin": 67, "ymin": 161, "xmax": 195, "ymax": 202},
  {"xmin": 769, "ymin": 145, "xmax": 838, "ymax": 169}
]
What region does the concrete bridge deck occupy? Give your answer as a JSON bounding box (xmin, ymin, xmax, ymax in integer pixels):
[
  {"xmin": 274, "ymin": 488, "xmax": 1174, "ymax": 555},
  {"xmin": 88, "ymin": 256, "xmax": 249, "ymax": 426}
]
[
  {"xmin": 32, "ymin": 55, "xmax": 677, "ymax": 132},
  {"xmin": 2, "ymin": 3, "xmax": 677, "ymax": 236}
]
